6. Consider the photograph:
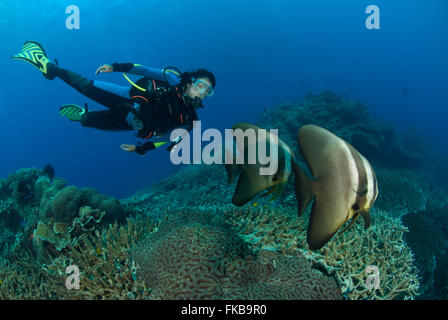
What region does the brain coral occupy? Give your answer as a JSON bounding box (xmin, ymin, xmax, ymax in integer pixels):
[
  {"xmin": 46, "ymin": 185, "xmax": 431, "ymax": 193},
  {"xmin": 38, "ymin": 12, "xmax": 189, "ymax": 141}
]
[
  {"xmin": 222, "ymin": 249, "xmax": 341, "ymax": 299},
  {"xmin": 131, "ymin": 209, "xmax": 342, "ymax": 300},
  {"xmin": 131, "ymin": 210, "xmax": 250, "ymax": 299}
]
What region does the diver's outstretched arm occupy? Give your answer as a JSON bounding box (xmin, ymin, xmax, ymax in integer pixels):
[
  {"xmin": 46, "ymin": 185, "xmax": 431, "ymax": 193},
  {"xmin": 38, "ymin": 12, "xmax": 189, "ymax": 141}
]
[
  {"xmin": 96, "ymin": 62, "xmax": 181, "ymax": 86},
  {"xmin": 121, "ymin": 141, "xmax": 160, "ymax": 155}
]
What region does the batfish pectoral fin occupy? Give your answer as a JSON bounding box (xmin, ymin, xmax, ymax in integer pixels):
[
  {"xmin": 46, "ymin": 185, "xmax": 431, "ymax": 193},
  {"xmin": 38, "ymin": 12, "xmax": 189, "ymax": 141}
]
[
  {"xmin": 261, "ymin": 185, "xmax": 276, "ymax": 197},
  {"xmin": 338, "ymin": 212, "xmax": 360, "ymax": 235},
  {"xmin": 268, "ymin": 181, "xmax": 287, "ymax": 202},
  {"xmin": 232, "ymin": 168, "xmax": 270, "ymax": 206},
  {"xmin": 337, "ymin": 209, "xmax": 371, "ymax": 235},
  {"xmin": 292, "ymin": 161, "xmax": 314, "ymax": 217},
  {"xmin": 360, "ymin": 210, "xmax": 371, "ymax": 229},
  {"xmin": 224, "ymin": 146, "xmax": 243, "ymax": 183},
  {"xmin": 225, "ymin": 162, "xmax": 243, "ymax": 183}
]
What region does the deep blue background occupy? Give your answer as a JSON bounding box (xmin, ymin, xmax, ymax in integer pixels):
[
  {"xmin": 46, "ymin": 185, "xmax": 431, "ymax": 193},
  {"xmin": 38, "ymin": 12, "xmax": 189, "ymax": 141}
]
[{"xmin": 0, "ymin": 0, "xmax": 446, "ymax": 198}]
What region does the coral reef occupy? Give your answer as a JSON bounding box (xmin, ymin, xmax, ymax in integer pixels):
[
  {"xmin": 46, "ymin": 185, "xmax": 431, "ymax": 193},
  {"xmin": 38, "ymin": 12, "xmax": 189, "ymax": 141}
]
[
  {"xmin": 258, "ymin": 91, "xmax": 429, "ymax": 169},
  {"xmin": 131, "ymin": 209, "xmax": 342, "ymax": 299},
  {"xmin": 374, "ymin": 168, "xmax": 428, "ymax": 217},
  {"xmin": 223, "ymin": 205, "xmax": 420, "ymax": 300},
  {"xmin": 2, "ymin": 90, "xmax": 446, "ymax": 300},
  {"xmin": 130, "ymin": 165, "xmax": 421, "ymax": 301},
  {"xmin": 88, "ymin": 91, "xmax": 446, "ymax": 300},
  {"xmin": 1, "ymin": 209, "xmax": 341, "ymax": 300},
  {"xmin": 402, "ymin": 208, "xmax": 448, "ymax": 299},
  {"xmin": 374, "ymin": 168, "xmax": 448, "ymax": 218},
  {"xmin": 32, "ymin": 205, "xmax": 107, "ymax": 262},
  {"xmin": 131, "ymin": 209, "xmax": 250, "ymax": 299},
  {"xmin": 42, "ymin": 216, "xmax": 157, "ymax": 299},
  {"xmin": 0, "ymin": 249, "xmax": 65, "ymax": 299},
  {"xmin": 222, "ymin": 249, "xmax": 341, "ymax": 299},
  {"xmin": 0, "ymin": 168, "xmax": 128, "ymax": 263},
  {"xmin": 0, "ymin": 216, "xmax": 156, "ymax": 299}
]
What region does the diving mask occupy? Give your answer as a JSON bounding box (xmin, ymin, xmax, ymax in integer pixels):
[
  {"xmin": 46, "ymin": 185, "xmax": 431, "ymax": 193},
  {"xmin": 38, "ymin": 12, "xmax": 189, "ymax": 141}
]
[{"xmin": 192, "ymin": 78, "xmax": 214, "ymax": 97}]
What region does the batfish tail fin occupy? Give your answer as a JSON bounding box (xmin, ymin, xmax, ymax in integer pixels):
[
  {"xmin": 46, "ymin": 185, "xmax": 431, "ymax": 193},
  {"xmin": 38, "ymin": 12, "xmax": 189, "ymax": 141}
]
[{"xmin": 292, "ymin": 160, "xmax": 315, "ymax": 217}]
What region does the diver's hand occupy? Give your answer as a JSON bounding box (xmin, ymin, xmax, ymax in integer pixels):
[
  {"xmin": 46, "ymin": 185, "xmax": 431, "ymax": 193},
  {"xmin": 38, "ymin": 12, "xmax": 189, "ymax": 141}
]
[
  {"xmin": 95, "ymin": 64, "xmax": 113, "ymax": 75},
  {"xmin": 120, "ymin": 144, "xmax": 136, "ymax": 152}
]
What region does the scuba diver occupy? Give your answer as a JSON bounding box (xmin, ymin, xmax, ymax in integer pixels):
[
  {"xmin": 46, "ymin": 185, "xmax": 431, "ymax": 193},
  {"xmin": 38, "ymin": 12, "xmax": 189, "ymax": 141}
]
[{"xmin": 11, "ymin": 41, "xmax": 216, "ymax": 155}]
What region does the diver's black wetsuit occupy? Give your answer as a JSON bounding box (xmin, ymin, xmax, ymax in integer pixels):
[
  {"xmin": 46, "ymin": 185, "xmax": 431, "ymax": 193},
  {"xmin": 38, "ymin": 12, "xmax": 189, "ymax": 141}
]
[{"xmin": 48, "ymin": 63, "xmax": 200, "ymax": 154}]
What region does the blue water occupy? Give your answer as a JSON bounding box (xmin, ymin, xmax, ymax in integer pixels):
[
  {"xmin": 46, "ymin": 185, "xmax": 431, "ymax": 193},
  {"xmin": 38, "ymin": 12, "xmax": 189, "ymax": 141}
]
[{"xmin": 0, "ymin": 0, "xmax": 446, "ymax": 198}]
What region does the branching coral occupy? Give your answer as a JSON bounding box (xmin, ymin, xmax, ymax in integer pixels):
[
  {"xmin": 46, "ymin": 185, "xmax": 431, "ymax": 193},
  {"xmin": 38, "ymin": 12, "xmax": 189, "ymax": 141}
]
[
  {"xmin": 43, "ymin": 215, "xmax": 157, "ymax": 299},
  {"xmin": 0, "ymin": 249, "xmax": 66, "ymax": 299},
  {"xmin": 303, "ymin": 209, "xmax": 420, "ymax": 300},
  {"xmin": 0, "ymin": 215, "xmax": 157, "ymax": 299},
  {"xmin": 223, "ymin": 205, "xmax": 420, "ymax": 300}
]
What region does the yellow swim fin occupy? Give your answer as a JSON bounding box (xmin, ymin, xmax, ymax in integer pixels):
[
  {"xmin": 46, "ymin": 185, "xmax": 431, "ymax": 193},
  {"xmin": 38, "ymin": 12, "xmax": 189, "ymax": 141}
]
[{"xmin": 11, "ymin": 41, "xmax": 52, "ymax": 77}]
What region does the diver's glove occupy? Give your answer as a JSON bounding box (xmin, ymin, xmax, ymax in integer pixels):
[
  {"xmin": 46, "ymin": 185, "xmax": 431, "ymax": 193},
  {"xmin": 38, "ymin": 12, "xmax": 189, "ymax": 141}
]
[
  {"xmin": 166, "ymin": 136, "xmax": 183, "ymax": 152},
  {"xmin": 111, "ymin": 62, "xmax": 135, "ymax": 73},
  {"xmin": 135, "ymin": 142, "xmax": 157, "ymax": 155}
]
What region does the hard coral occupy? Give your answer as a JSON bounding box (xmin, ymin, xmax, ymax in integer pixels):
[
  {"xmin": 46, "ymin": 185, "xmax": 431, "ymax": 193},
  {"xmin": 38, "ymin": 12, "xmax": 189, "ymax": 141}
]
[
  {"xmin": 0, "ymin": 167, "xmax": 128, "ymax": 263},
  {"xmin": 5, "ymin": 168, "xmax": 42, "ymax": 206},
  {"xmin": 258, "ymin": 90, "xmax": 427, "ymax": 168},
  {"xmin": 224, "ymin": 205, "xmax": 420, "ymax": 300},
  {"xmin": 131, "ymin": 209, "xmax": 250, "ymax": 299},
  {"xmin": 0, "ymin": 216, "xmax": 156, "ymax": 299},
  {"xmin": 222, "ymin": 249, "xmax": 341, "ymax": 299},
  {"xmin": 131, "ymin": 208, "xmax": 341, "ymax": 299},
  {"xmin": 33, "ymin": 206, "xmax": 108, "ymax": 263},
  {"xmin": 0, "ymin": 249, "xmax": 65, "ymax": 299}
]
